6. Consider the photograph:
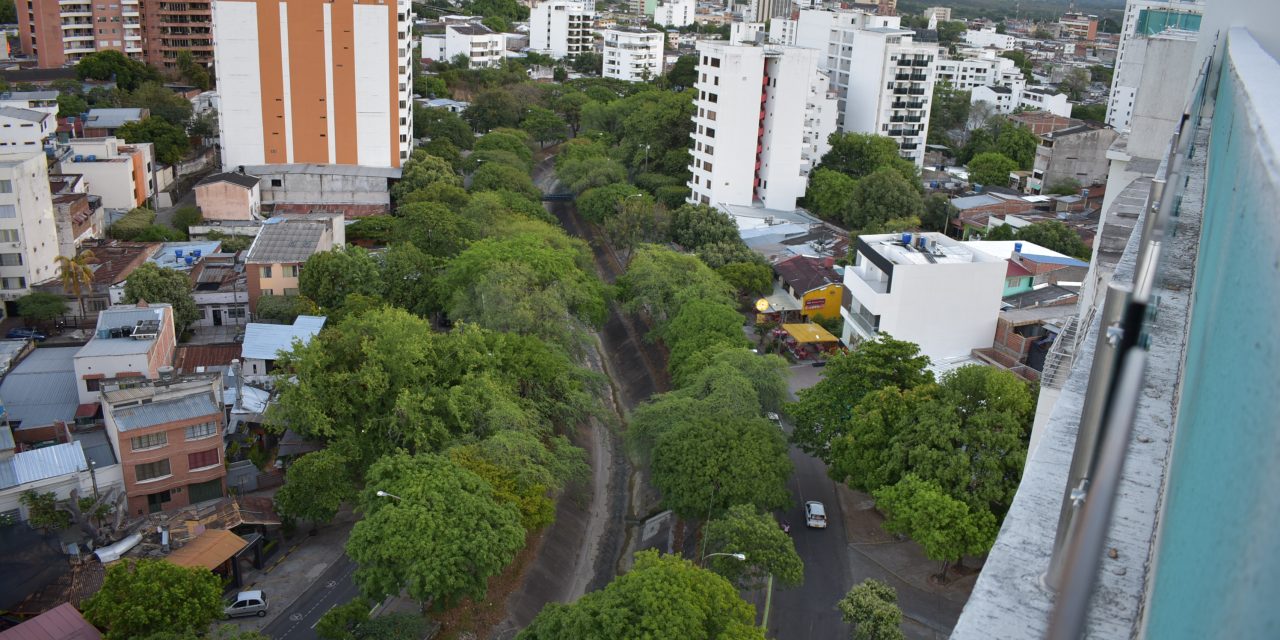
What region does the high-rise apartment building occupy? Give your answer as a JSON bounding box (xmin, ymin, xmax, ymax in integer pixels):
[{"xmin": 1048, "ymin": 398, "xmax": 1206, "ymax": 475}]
[
  {"xmin": 17, "ymin": 0, "xmax": 144, "ymax": 68},
  {"xmin": 686, "ymin": 42, "xmax": 838, "ymax": 211},
  {"xmin": 652, "ymin": 0, "xmax": 694, "ymax": 28},
  {"xmin": 530, "ymin": 0, "xmax": 594, "ymax": 59},
  {"xmin": 0, "ymin": 152, "xmax": 62, "ymax": 314},
  {"xmin": 1058, "ymin": 12, "xmax": 1100, "ymax": 41},
  {"xmin": 142, "ymin": 0, "xmax": 214, "ymax": 70},
  {"xmin": 1106, "ymin": 0, "xmax": 1204, "ymax": 133},
  {"xmin": 602, "ymin": 27, "xmax": 663, "ymax": 82},
  {"xmin": 212, "ymin": 0, "xmax": 413, "ymax": 170},
  {"xmin": 773, "ymin": 9, "xmax": 940, "ymax": 167}
]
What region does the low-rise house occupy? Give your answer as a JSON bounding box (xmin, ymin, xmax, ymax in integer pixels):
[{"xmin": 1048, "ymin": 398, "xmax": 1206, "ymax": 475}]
[
  {"xmin": 59, "ymin": 137, "xmax": 156, "ymax": 211},
  {"xmin": 773, "ymin": 255, "xmax": 843, "ymax": 322},
  {"xmin": 32, "ymin": 240, "xmax": 160, "ymax": 316},
  {"xmin": 195, "ymin": 172, "xmax": 262, "ymax": 221},
  {"xmin": 1027, "ymin": 121, "xmax": 1118, "ymax": 194},
  {"xmin": 0, "ymin": 106, "xmax": 55, "ymax": 150},
  {"xmin": 0, "ymin": 90, "xmax": 59, "ymax": 116},
  {"xmin": 81, "ymin": 108, "xmax": 148, "ymax": 138},
  {"xmin": 0, "ymin": 602, "xmax": 102, "ymax": 639},
  {"xmin": 52, "ymin": 184, "xmax": 103, "ymax": 259},
  {"xmin": 101, "ymin": 375, "xmax": 226, "ymax": 515},
  {"xmin": 73, "ymin": 303, "xmax": 178, "ymax": 404},
  {"xmin": 244, "ymin": 215, "xmax": 342, "ymax": 313},
  {"xmin": 0, "ymin": 152, "xmax": 62, "ymax": 310},
  {"xmin": 420, "ymin": 16, "xmax": 507, "ymax": 68},
  {"xmin": 241, "ymin": 316, "xmax": 325, "ymax": 378}
]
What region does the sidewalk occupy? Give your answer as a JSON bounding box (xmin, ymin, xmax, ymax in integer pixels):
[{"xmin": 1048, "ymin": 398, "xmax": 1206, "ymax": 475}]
[{"xmin": 222, "ymin": 502, "xmax": 359, "ymax": 634}]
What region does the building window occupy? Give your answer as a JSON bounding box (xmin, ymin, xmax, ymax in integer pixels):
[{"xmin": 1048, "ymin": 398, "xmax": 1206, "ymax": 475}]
[
  {"xmin": 0, "ymin": 205, "xmax": 14, "ymax": 219},
  {"xmin": 130, "ymin": 432, "xmax": 167, "ymax": 451},
  {"xmin": 0, "ymin": 253, "xmax": 21, "ymax": 266},
  {"xmin": 260, "ymin": 266, "xmax": 272, "ymax": 278},
  {"xmin": 283, "ymin": 288, "xmax": 299, "ymax": 296},
  {"xmin": 135, "ymin": 459, "xmax": 171, "ymax": 482},
  {"xmin": 709, "ymin": 57, "xmax": 720, "ymax": 67},
  {"xmin": 187, "ymin": 448, "xmax": 219, "ymax": 470},
  {"xmin": 270, "ymin": 179, "xmax": 282, "ymax": 187},
  {"xmin": 0, "ymin": 180, "xmax": 11, "ymax": 193},
  {"xmin": 261, "ymin": 289, "xmax": 274, "ymax": 296},
  {"xmin": 226, "ymin": 305, "xmax": 246, "ymax": 319},
  {"xmin": 86, "ymin": 378, "xmax": 101, "ymax": 392},
  {"xmin": 185, "ymin": 421, "xmax": 217, "ymax": 441},
  {"xmin": 1, "ymin": 277, "xmax": 25, "ymax": 290},
  {"xmin": 285, "ymin": 265, "xmax": 299, "ymax": 278}
]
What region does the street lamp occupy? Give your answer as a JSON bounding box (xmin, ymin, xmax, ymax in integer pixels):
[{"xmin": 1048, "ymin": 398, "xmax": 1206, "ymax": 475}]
[
  {"xmin": 374, "ymin": 490, "xmax": 403, "ymax": 501},
  {"xmin": 702, "ymin": 551, "xmax": 746, "ymax": 564}
]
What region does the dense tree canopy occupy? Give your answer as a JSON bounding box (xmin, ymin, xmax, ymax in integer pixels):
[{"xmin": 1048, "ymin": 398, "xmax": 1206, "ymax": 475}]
[
  {"xmin": 984, "ymin": 219, "xmax": 1091, "ymax": 260},
  {"xmin": 519, "ymin": 551, "xmax": 766, "ymax": 640},
  {"xmin": 275, "ymin": 449, "xmax": 355, "ymax": 525},
  {"xmin": 704, "ymin": 504, "xmax": 804, "ymax": 589},
  {"xmin": 873, "ymin": 474, "xmax": 998, "ymax": 580},
  {"xmin": 838, "ymin": 579, "xmax": 905, "ymax": 640},
  {"xmin": 75, "ymin": 50, "xmax": 160, "ymax": 91},
  {"xmin": 82, "ymin": 559, "xmax": 223, "ymax": 640},
  {"xmin": 299, "ymin": 247, "xmax": 384, "ymax": 311},
  {"xmin": 121, "ymin": 262, "xmax": 198, "ymax": 330},
  {"xmin": 846, "ymin": 167, "xmax": 925, "ymax": 234},
  {"xmin": 967, "ymin": 152, "xmax": 1019, "ymax": 187},
  {"xmin": 118, "ymin": 117, "xmax": 190, "ymax": 164}
]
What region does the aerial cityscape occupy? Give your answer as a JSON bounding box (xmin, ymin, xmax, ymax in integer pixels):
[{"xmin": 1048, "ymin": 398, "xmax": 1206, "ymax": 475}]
[{"xmin": 0, "ymin": 0, "xmax": 1273, "ymax": 638}]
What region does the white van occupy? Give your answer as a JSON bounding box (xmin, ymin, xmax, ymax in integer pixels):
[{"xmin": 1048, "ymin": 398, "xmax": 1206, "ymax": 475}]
[
  {"xmin": 805, "ymin": 501, "xmax": 828, "ymax": 529},
  {"xmin": 225, "ymin": 591, "xmax": 269, "ymax": 618}
]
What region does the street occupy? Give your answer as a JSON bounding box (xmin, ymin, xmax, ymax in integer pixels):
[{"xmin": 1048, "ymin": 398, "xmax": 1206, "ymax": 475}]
[{"xmin": 260, "ymin": 556, "xmax": 360, "ymax": 640}]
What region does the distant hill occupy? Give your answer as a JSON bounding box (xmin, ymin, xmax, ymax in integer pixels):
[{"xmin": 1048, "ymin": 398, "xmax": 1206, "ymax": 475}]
[{"xmin": 896, "ymin": 0, "xmax": 1126, "ymax": 24}]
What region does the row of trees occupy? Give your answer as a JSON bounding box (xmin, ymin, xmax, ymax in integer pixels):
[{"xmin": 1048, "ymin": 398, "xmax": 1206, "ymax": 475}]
[
  {"xmin": 804, "ymin": 133, "xmax": 926, "ymax": 234},
  {"xmin": 788, "ymin": 336, "xmax": 1036, "ymax": 580}
]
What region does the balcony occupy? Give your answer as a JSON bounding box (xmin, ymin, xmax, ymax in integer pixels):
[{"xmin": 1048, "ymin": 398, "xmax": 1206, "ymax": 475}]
[
  {"xmin": 892, "ymin": 87, "xmax": 909, "ymax": 95},
  {"xmin": 907, "ymin": 88, "xmax": 926, "ymax": 96},
  {"xmin": 910, "ymin": 73, "xmax": 928, "ymax": 81},
  {"xmin": 843, "ymin": 268, "xmax": 888, "ymax": 315},
  {"xmin": 912, "ymin": 59, "xmax": 929, "ymax": 66}
]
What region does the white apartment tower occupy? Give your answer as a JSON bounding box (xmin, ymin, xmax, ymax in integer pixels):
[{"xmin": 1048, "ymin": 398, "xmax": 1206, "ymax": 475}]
[
  {"xmin": 212, "ymin": 0, "xmax": 413, "ymax": 170},
  {"xmin": 1106, "ymin": 0, "xmax": 1204, "ymax": 134},
  {"xmin": 773, "ymin": 9, "xmax": 940, "ymax": 167},
  {"xmin": 653, "ymin": 0, "xmax": 694, "ymax": 28},
  {"xmin": 530, "ymin": 0, "xmax": 595, "ymax": 59},
  {"xmin": 0, "ymin": 152, "xmax": 60, "ymax": 311},
  {"xmin": 602, "ymin": 28, "xmax": 663, "ymax": 82},
  {"xmin": 687, "ymin": 42, "xmax": 838, "ymax": 212}
]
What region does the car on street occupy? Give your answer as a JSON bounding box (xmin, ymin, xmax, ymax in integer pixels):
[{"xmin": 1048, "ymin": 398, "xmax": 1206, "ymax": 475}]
[
  {"xmin": 805, "ymin": 501, "xmax": 828, "ymax": 529},
  {"xmin": 6, "ymin": 328, "xmax": 47, "ymax": 341},
  {"xmin": 225, "ymin": 590, "xmax": 269, "ymax": 618}
]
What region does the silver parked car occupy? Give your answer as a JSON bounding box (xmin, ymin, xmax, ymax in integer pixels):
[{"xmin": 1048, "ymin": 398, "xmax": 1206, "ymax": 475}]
[{"xmin": 225, "ymin": 590, "xmax": 268, "ymax": 618}]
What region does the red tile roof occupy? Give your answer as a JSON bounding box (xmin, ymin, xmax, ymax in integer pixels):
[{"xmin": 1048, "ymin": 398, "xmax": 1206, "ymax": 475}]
[
  {"xmin": 774, "ymin": 256, "xmax": 840, "ymax": 295},
  {"xmin": 1006, "ymin": 260, "xmax": 1033, "ymax": 278},
  {"xmin": 174, "ymin": 344, "xmax": 242, "ymax": 373}
]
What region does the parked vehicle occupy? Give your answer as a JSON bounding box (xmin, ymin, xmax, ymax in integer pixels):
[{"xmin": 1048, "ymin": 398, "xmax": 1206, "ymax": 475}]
[
  {"xmin": 6, "ymin": 328, "xmax": 47, "ymax": 341},
  {"xmin": 805, "ymin": 501, "xmax": 828, "ymax": 529},
  {"xmin": 225, "ymin": 590, "xmax": 268, "ymax": 618},
  {"xmin": 766, "ymin": 412, "xmax": 782, "ymax": 427}
]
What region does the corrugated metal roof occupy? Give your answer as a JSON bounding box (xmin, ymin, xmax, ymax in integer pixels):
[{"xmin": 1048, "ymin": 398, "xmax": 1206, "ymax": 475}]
[
  {"xmin": 0, "ymin": 602, "xmax": 102, "ymax": 640},
  {"xmin": 0, "ymin": 106, "xmax": 49, "ymax": 123},
  {"xmin": 110, "ymin": 392, "xmax": 220, "ymax": 433},
  {"xmin": 84, "ymin": 108, "xmax": 146, "ymax": 128},
  {"xmin": 244, "ymin": 220, "xmax": 327, "ymax": 264},
  {"xmin": 0, "ymin": 347, "xmax": 80, "ymax": 428},
  {"xmin": 0, "ymin": 441, "xmax": 88, "ymax": 490},
  {"xmin": 0, "ymin": 426, "xmax": 13, "ymax": 451},
  {"xmin": 241, "ymin": 316, "xmax": 325, "ymax": 361}
]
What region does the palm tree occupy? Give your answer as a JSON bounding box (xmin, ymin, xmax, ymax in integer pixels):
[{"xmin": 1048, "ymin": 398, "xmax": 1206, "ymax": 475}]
[{"xmin": 57, "ymin": 250, "xmax": 97, "ymax": 320}]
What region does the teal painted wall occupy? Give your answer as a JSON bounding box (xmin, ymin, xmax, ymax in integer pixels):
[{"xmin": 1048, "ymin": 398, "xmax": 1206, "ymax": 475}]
[{"xmin": 1002, "ymin": 276, "xmax": 1033, "ymax": 297}]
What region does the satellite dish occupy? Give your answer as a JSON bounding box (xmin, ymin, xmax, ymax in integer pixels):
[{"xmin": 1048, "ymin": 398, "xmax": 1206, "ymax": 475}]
[{"xmin": 755, "ymin": 298, "xmax": 770, "ymax": 312}]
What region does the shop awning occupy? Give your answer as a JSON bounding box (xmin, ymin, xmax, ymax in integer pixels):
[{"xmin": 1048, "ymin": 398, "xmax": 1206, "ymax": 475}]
[
  {"xmin": 782, "ymin": 323, "xmax": 839, "ymax": 344},
  {"xmin": 166, "ymin": 529, "xmax": 249, "ymax": 570},
  {"xmin": 74, "ymin": 403, "xmax": 100, "ymax": 419}
]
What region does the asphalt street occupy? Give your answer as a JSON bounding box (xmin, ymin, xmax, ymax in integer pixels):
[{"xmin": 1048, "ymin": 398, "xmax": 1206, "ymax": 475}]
[{"xmin": 261, "ymin": 555, "xmax": 360, "ymax": 640}]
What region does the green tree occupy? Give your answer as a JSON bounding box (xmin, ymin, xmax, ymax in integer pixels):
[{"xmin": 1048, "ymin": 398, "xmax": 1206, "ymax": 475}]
[
  {"xmin": 123, "ymin": 82, "xmax": 194, "ymax": 127},
  {"xmin": 787, "ymin": 335, "xmax": 933, "ymax": 457},
  {"xmin": 0, "ymin": 0, "xmax": 14, "ymax": 23},
  {"xmin": 838, "ymin": 579, "xmax": 905, "ymax": 640},
  {"xmin": 929, "ymin": 79, "xmax": 971, "ymax": 136},
  {"xmin": 378, "ymin": 243, "xmax": 441, "ymax": 317},
  {"xmin": 471, "ymin": 162, "xmax": 541, "ymax": 201},
  {"xmin": 604, "ymin": 195, "xmax": 669, "ymax": 265},
  {"xmin": 819, "ymin": 133, "xmax": 917, "ymax": 183},
  {"xmin": 1071, "ymin": 102, "xmax": 1107, "ymax": 122},
  {"xmin": 920, "ymin": 193, "xmax": 958, "ymax": 233},
  {"xmin": 521, "ymin": 106, "xmax": 569, "ymax": 147},
  {"xmin": 19, "ymin": 490, "xmax": 71, "ymax": 531},
  {"xmin": 171, "ymin": 206, "xmax": 202, "ymax": 235},
  {"xmin": 994, "ymin": 124, "xmax": 1038, "ymax": 170},
  {"xmin": 651, "ymin": 414, "xmax": 791, "ymax": 519},
  {"xmin": 117, "ymin": 117, "xmax": 190, "ymax": 164},
  {"xmin": 1045, "ymin": 178, "xmax": 1082, "ymax": 195},
  {"xmin": 665, "ymin": 54, "xmax": 697, "ymax": 88},
  {"xmin": 716, "ymin": 261, "xmax": 773, "ymax": 297},
  {"xmin": 519, "ymin": 551, "xmax": 765, "ymax": 640},
  {"xmin": 415, "ymin": 106, "xmax": 474, "ymax": 149},
  {"xmin": 1005, "ymin": 220, "xmax": 1091, "ymax": 259},
  {"xmin": 473, "ymin": 128, "xmax": 534, "ymax": 169},
  {"xmin": 56, "ymin": 250, "xmax": 97, "ymax": 317},
  {"xmin": 346, "ymin": 452, "xmax": 525, "ymax": 607},
  {"xmin": 315, "ymin": 597, "xmax": 371, "ymax": 640},
  {"xmin": 121, "ymin": 262, "xmax": 198, "ymax": 330},
  {"xmin": 704, "ymin": 504, "xmax": 804, "ymax": 589},
  {"xmin": 1088, "ymin": 64, "xmax": 1113, "ymax": 84},
  {"xmin": 448, "ymin": 429, "xmax": 586, "ymax": 530},
  {"xmin": 138, "ymin": 627, "xmax": 271, "ymax": 640},
  {"xmin": 16, "ymin": 292, "xmax": 67, "ymax": 325},
  {"xmin": 576, "ymin": 183, "xmax": 644, "ymax": 223},
  {"xmin": 58, "ymin": 92, "xmax": 89, "ymax": 119},
  {"xmin": 175, "ymin": 50, "xmax": 211, "ymax": 90},
  {"xmin": 298, "ymin": 247, "xmax": 383, "ymax": 311},
  {"xmin": 873, "ymin": 475, "xmax": 998, "ymax": 580},
  {"xmin": 618, "ymin": 245, "xmax": 734, "ymax": 325},
  {"xmin": 255, "ymin": 294, "xmax": 319, "ymax": 324},
  {"xmin": 805, "ymin": 168, "xmax": 859, "ymax": 223},
  {"xmin": 669, "ymin": 203, "xmax": 739, "ymax": 250},
  {"xmin": 936, "ymin": 20, "xmax": 966, "ymax": 45},
  {"xmin": 464, "ymin": 88, "xmax": 522, "ymax": 131},
  {"xmin": 393, "ymin": 201, "xmax": 478, "ymax": 257},
  {"xmin": 1059, "ymin": 67, "xmax": 1091, "ymax": 101},
  {"xmin": 391, "ymin": 151, "xmax": 462, "ymax": 201},
  {"xmin": 75, "ymin": 50, "xmax": 159, "ymax": 91},
  {"xmin": 275, "ymin": 449, "xmax": 355, "ymax": 525},
  {"xmin": 847, "ymin": 167, "xmax": 924, "ymax": 233},
  {"xmin": 967, "ymin": 152, "xmax": 1019, "ymax": 187},
  {"xmin": 81, "ymin": 559, "xmax": 223, "ymax": 640},
  {"xmin": 568, "ymin": 52, "xmax": 603, "ymax": 75}
]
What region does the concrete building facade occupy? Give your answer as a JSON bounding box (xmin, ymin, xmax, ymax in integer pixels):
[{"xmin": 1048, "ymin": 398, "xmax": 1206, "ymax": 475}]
[
  {"xmin": 420, "ymin": 16, "xmax": 506, "ymax": 68},
  {"xmin": 0, "ymin": 107, "xmax": 55, "ymax": 151},
  {"xmin": 652, "ymin": 0, "xmax": 694, "ymax": 28},
  {"xmin": 194, "ymin": 172, "xmax": 262, "ymax": 221},
  {"xmin": 17, "ymin": 0, "xmax": 144, "ymax": 68},
  {"xmin": 602, "ymin": 27, "xmax": 663, "ymax": 82},
  {"xmin": 73, "ymin": 303, "xmax": 179, "ymax": 404},
  {"xmin": 841, "ymin": 232, "xmax": 1006, "ymax": 360},
  {"xmin": 529, "ymin": 0, "xmax": 594, "ymax": 59},
  {"xmin": 686, "ymin": 42, "xmax": 838, "ymax": 211},
  {"xmin": 1028, "ymin": 123, "xmax": 1119, "ymax": 193},
  {"xmin": 212, "ymin": 0, "xmax": 413, "ymax": 170},
  {"xmin": 1106, "ymin": 0, "xmax": 1204, "ymax": 133},
  {"xmin": 142, "ymin": 0, "xmax": 214, "ymax": 69},
  {"xmin": 244, "ymin": 214, "xmax": 342, "ymax": 312},
  {"xmin": 0, "ymin": 152, "xmax": 60, "ymax": 312},
  {"xmin": 933, "ymin": 51, "xmax": 1025, "ymax": 93},
  {"xmin": 59, "ymin": 138, "xmax": 155, "ymax": 211}
]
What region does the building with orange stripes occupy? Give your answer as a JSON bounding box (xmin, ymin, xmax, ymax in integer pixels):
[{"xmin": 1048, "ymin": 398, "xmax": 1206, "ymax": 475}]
[{"xmin": 211, "ymin": 0, "xmax": 413, "ymax": 170}]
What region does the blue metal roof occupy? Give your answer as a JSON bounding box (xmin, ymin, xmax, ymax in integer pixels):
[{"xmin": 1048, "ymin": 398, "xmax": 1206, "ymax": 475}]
[
  {"xmin": 241, "ymin": 316, "xmax": 326, "ymax": 361},
  {"xmin": 0, "ymin": 347, "xmax": 80, "ymax": 428},
  {"xmin": 1022, "ymin": 252, "xmax": 1089, "ymax": 268},
  {"xmin": 111, "ymin": 392, "xmax": 220, "ymax": 433},
  {"xmin": 0, "ymin": 441, "xmax": 88, "ymax": 490}
]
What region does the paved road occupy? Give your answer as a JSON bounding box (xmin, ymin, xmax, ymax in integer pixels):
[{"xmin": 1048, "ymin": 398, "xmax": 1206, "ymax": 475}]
[
  {"xmin": 261, "ymin": 556, "xmax": 360, "ymax": 640},
  {"xmin": 767, "ymin": 405, "xmax": 854, "ymax": 640}
]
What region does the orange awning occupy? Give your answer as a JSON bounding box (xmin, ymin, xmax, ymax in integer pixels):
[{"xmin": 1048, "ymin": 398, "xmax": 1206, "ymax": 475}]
[{"xmin": 166, "ymin": 529, "xmax": 248, "ymax": 570}]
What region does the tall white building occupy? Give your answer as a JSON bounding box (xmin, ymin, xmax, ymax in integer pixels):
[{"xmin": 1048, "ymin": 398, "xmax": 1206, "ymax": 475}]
[
  {"xmin": 773, "ymin": 9, "xmax": 940, "ymax": 167},
  {"xmin": 0, "ymin": 152, "xmax": 60, "ymax": 311},
  {"xmin": 933, "ymin": 50, "xmax": 1026, "ymax": 93},
  {"xmin": 1106, "ymin": 0, "xmax": 1204, "ymax": 134},
  {"xmin": 602, "ymin": 28, "xmax": 663, "ymax": 82},
  {"xmin": 686, "ymin": 42, "xmax": 838, "ymax": 212},
  {"xmin": 530, "ymin": 0, "xmax": 595, "ymax": 59},
  {"xmin": 729, "ymin": 22, "xmax": 766, "ymax": 45},
  {"xmin": 212, "ymin": 0, "xmax": 413, "ymax": 170},
  {"xmin": 841, "ymin": 232, "xmax": 1006, "ymax": 359},
  {"xmin": 652, "ymin": 0, "xmax": 694, "ymax": 28}
]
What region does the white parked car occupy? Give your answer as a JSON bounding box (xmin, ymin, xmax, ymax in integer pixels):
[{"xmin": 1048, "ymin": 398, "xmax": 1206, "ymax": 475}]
[
  {"xmin": 805, "ymin": 501, "xmax": 828, "ymax": 529},
  {"xmin": 766, "ymin": 412, "xmax": 782, "ymax": 426}
]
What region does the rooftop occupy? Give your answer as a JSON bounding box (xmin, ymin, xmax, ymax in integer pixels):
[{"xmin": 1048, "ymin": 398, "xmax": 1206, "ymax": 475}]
[
  {"xmin": 242, "ymin": 316, "xmax": 326, "ymax": 361},
  {"xmin": 245, "ymin": 219, "xmax": 328, "ymax": 264},
  {"xmin": 0, "ymin": 347, "xmax": 80, "ymax": 429},
  {"xmin": 80, "ymin": 241, "xmax": 164, "ymax": 287},
  {"xmin": 76, "ymin": 304, "xmax": 171, "ymax": 359},
  {"xmin": 0, "ymin": 601, "xmax": 101, "ymax": 640},
  {"xmin": 108, "ymin": 390, "xmax": 221, "ymax": 433},
  {"xmin": 147, "ymin": 241, "xmax": 223, "ymax": 271},
  {"xmin": 0, "ymin": 90, "xmax": 58, "ymax": 102},
  {"xmin": 174, "ymin": 344, "xmax": 242, "ymax": 373},
  {"xmin": 0, "ymin": 106, "xmax": 50, "ymax": 123},
  {"xmin": 84, "ymin": 108, "xmax": 146, "ymax": 129},
  {"xmin": 196, "ymin": 172, "xmax": 260, "ymax": 190},
  {"xmin": 859, "ymin": 232, "xmax": 1001, "ymax": 266},
  {"xmin": 449, "ymin": 23, "xmax": 494, "ymax": 36},
  {"xmin": 0, "ymin": 441, "xmax": 88, "ymax": 491},
  {"xmin": 774, "ymin": 255, "xmax": 840, "ymax": 294},
  {"xmin": 242, "ymin": 164, "xmax": 401, "ymax": 179}
]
